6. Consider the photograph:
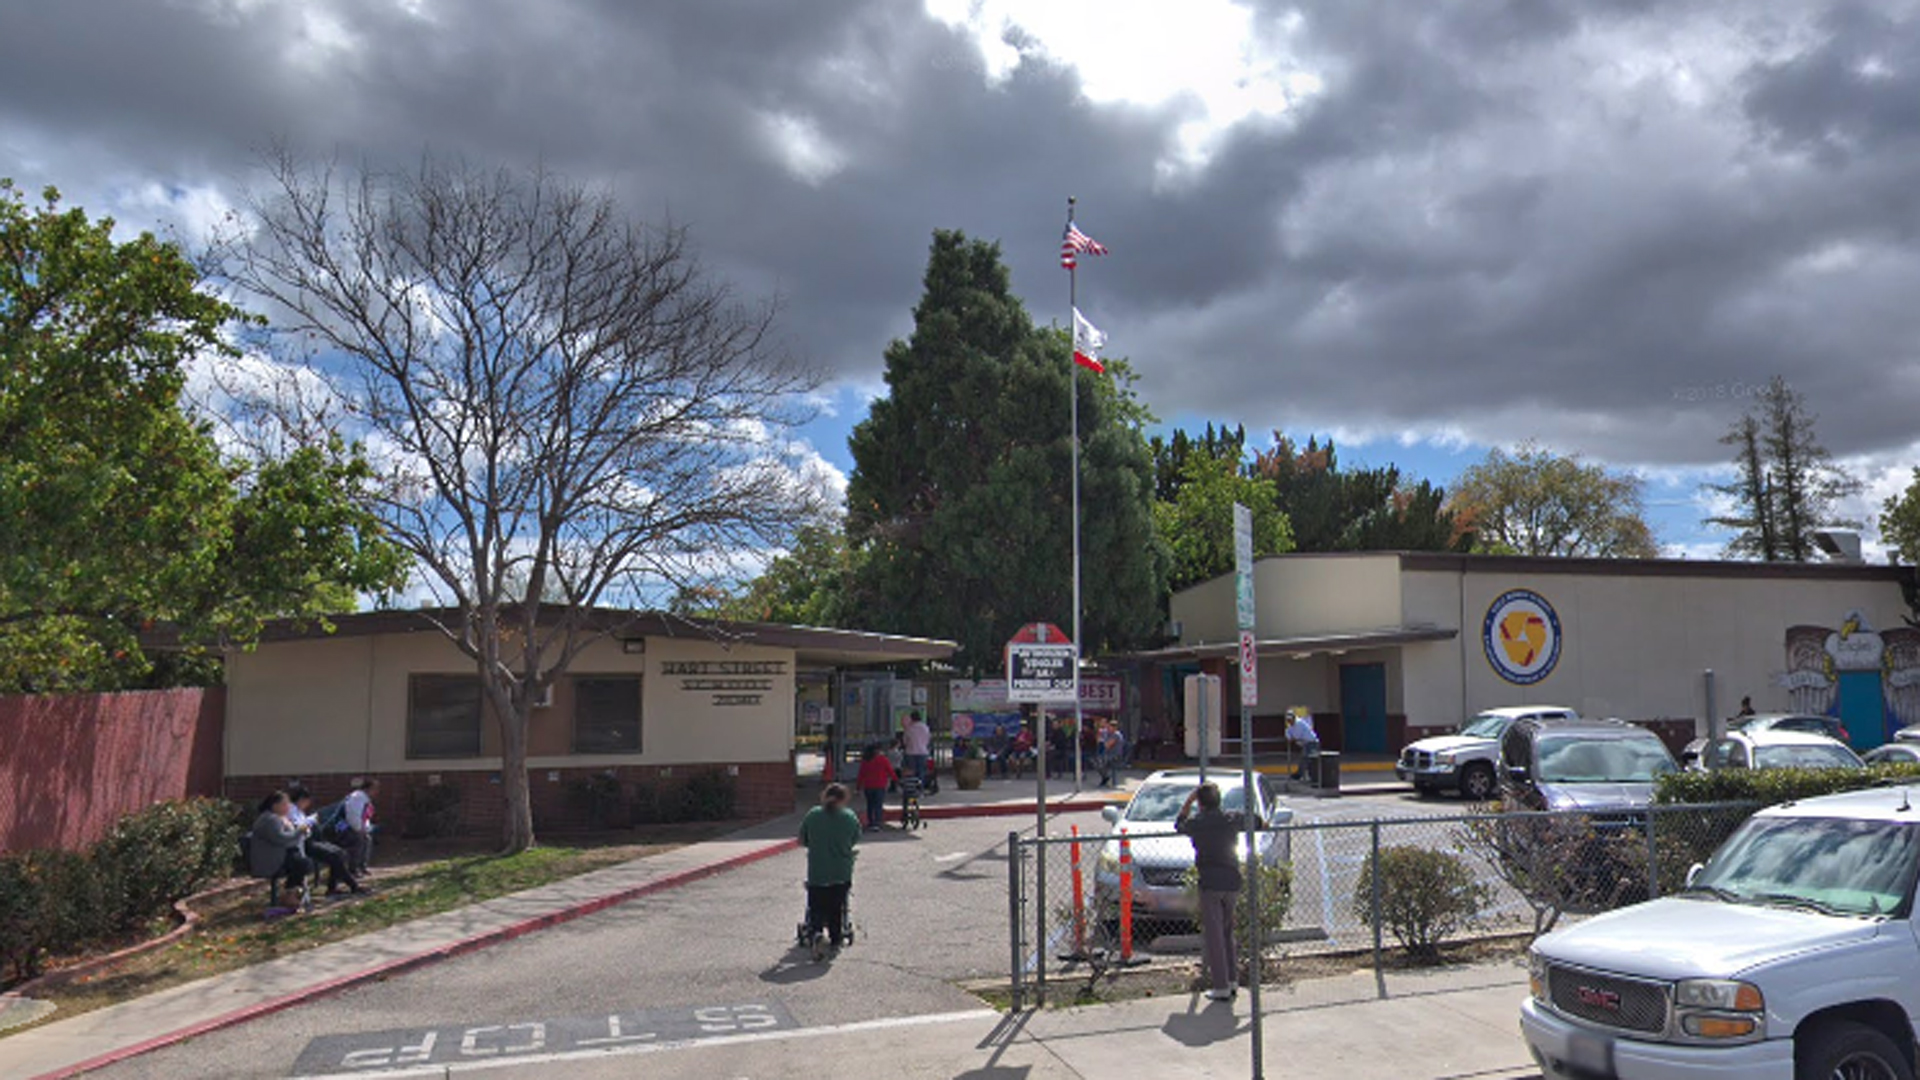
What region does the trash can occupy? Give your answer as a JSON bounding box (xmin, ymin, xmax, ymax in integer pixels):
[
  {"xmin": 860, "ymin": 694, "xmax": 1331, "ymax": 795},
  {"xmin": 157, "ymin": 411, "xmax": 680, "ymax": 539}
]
[{"xmin": 1313, "ymin": 751, "xmax": 1341, "ymax": 792}]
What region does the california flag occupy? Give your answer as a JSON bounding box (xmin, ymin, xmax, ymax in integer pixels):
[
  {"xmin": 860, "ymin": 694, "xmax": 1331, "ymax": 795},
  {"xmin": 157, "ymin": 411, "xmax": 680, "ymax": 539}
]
[{"xmin": 1072, "ymin": 308, "xmax": 1107, "ymax": 374}]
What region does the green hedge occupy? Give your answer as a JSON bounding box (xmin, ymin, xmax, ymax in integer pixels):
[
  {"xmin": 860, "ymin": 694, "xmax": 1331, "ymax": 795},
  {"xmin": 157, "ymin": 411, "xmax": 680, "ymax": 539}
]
[
  {"xmin": 0, "ymin": 797, "xmax": 240, "ymax": 984},
  {"xmin": 631, "ymin": 770, "xmax": 739, "ymax": 825},
  {"xmin": 1655, "ymin": 763, "xmax": 1920, "ymax": 807}
]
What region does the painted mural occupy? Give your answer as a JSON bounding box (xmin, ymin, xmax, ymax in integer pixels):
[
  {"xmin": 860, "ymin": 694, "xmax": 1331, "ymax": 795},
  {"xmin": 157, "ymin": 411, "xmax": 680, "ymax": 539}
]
[{"xmin": 1779, "ymin": 612, "xmax": 1920, "ymax": 747}]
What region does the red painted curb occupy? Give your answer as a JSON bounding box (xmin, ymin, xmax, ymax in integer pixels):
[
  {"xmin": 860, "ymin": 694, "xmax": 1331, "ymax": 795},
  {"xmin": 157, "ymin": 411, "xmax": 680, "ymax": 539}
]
[{"xmin": 31, "ymin": 838, "xmax": 800, "ymax": 1080}]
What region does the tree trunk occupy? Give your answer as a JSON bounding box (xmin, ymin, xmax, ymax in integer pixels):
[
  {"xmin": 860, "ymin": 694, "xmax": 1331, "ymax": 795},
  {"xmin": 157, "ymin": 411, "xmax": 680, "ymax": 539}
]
[{"xmin": 499, "ymin": 703, "xmax": 536, "ymax": 853}]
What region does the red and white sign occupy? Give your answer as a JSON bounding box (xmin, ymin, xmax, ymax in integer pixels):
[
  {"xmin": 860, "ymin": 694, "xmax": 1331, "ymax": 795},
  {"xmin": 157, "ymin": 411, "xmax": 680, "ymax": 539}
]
[{"xmin": 1238, "ymin": 630, "xmax": 1259, "ymax": 708}]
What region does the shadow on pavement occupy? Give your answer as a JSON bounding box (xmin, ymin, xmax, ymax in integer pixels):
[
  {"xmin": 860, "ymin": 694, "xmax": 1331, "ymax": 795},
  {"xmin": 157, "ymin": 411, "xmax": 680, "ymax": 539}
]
[
  {"xmin": 758, "ymin": 950, "xmax": 833, "ymax": 984},
  {"xmin": 1160, "ymin": 997, "xmax": 1249, "ymax": 1047}
]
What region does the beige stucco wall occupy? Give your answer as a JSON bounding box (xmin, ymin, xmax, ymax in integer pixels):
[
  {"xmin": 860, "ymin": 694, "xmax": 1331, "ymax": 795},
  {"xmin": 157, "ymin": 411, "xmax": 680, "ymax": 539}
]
[
  {"xmin": 1173, "ymin": 554, "xmax": 1404, "ymax": 645},
  {"xmin": 226, "ymin": 631, "xmax": 796, "ymax": 776},
  {"xmin": 1398, "ymin": 567, "xmax": 1908, "ymax": 731}
]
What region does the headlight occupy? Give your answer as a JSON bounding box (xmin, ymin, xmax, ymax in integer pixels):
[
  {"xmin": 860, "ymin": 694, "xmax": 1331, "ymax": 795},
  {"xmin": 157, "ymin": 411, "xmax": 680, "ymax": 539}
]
[
  {"xmin": 1098, "ymin": 849, "xmax": 1119, "ymax": 874},
  {"xmin": 1435, "ymin": 752, "xmax": 1457, "ymax": 766},
  {"xmin": 1527, "ymin": 949, "xmax": 1548, "ymax": 1002},
  {"xmin": 1675, "ymin": 979, "xmax": 1764, "ymax": 1042},
  {"xmin": 1675, "ymin": 979, "xmax": 1764, "ymax": 1012}
]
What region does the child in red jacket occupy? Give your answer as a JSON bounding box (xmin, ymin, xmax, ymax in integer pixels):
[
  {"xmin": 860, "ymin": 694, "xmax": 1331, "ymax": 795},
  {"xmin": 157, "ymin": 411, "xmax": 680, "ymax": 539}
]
[{"xmin": 855, "ymin": 744, "xmax": 898, "ymax": 831}]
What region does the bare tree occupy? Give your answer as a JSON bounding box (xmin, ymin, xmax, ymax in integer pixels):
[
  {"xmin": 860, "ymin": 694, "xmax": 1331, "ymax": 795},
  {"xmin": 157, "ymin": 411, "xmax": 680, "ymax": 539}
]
[{"xmin": 219, "ymin": 150, "xmax": 821, "ymax": 851}]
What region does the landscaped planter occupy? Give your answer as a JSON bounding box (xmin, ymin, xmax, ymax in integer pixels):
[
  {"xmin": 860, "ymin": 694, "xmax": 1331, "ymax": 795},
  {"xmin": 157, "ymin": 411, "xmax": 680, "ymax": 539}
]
[{"xmin": 954, "ymin": 757, "xmax": 987, "ymax": 790}]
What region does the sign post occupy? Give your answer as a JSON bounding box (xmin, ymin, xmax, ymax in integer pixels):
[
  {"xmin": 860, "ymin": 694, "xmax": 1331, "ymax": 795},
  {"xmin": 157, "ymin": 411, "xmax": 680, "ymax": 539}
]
[
  {"xmin": 1008, "ymin": 622, "xmax": 1077, "ymax": 1001},
  {"xmin": 1233, "ymin": 502, "xmax": 1265, "ymax": 1079}
]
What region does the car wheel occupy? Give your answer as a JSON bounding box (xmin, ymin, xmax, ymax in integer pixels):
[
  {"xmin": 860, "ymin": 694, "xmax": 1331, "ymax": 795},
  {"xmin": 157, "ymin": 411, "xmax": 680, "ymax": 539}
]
[
  {"xmin": 1797, "ymin": 1020, "xmax": 1914, "ymax": 1080},
  {"xmin": 1460, "ymin": 763, "xmax": 1496, "ymax": 802}
]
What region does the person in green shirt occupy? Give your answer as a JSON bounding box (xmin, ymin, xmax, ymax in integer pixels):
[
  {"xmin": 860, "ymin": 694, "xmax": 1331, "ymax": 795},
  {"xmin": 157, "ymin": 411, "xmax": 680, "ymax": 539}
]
[{"xmin": 799, "ymin": 782, "xmax": 862, "ymax": 960}]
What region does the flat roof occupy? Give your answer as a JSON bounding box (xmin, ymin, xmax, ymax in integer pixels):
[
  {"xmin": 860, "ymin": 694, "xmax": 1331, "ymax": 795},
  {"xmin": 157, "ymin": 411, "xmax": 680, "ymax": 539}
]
[
  {"xmin": 1110, "ymin": 624, "xmax": 1458, "ymax": 663},
  {"xmin": 1173, "ymin": 550, "xmax": 1911, "ymax": 602},
  {"xmin": 245, "ymin": 606, "xmax": 957, "ymax": 667}
]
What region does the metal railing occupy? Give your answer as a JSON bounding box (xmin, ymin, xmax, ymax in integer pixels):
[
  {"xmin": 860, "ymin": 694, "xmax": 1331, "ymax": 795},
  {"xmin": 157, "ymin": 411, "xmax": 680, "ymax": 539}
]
[{"xmin": 1006, "ymin": 802, "xmax": 1758, "ymax": 1008}]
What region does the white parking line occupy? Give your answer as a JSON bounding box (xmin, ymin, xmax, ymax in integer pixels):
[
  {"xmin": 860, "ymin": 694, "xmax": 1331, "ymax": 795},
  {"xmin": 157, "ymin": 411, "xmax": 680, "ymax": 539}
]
[{"xmin": 294, "ymin": 1009, "xmax": 1002, "ymax": 1079}]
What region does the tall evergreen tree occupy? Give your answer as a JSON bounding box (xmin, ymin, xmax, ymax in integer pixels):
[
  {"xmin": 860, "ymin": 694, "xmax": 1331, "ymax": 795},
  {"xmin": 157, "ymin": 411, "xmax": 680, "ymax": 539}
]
[
  {"xmin": 1706, "ymin": 377, "xmax": 1860, "ymax": 561},
  {"xmin": 846, "ymin": 231, "xmax": 1165, "ymax": 672}
]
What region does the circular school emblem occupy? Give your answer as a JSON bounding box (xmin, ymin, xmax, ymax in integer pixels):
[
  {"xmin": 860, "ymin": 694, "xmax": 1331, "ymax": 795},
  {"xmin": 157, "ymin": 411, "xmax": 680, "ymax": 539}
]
[{"xmin": 1484, "ymin": 589, "xmax": 1562, "ymax": 685}]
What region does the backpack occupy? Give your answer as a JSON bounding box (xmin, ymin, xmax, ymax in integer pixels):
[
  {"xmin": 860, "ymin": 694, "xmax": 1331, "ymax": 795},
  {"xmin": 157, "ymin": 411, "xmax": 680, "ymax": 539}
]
[{"xmin": 315, "ymin": 800, "xmax": 350, "ymax": 836}]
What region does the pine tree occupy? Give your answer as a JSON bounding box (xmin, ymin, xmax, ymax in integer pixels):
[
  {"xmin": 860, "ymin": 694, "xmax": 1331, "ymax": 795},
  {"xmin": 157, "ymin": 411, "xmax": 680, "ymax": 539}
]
[
  {"xmin": 1707, "ymin": 377, "xmax": 1860, "ymax": 561},
  {"xmin": 1705, "ymin": 414, "xmax": 1778, "ymax": 560},
  {"xmin": 845, "ymin": 231, "xmax": 1166, "ymax": 672}
]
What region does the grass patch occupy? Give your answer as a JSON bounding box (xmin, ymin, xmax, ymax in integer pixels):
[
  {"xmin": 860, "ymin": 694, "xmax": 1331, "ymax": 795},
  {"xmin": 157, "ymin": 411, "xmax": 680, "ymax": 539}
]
[{"xmin": 8, "ymin": 826, "xmax": 729, "ymax": 1033}]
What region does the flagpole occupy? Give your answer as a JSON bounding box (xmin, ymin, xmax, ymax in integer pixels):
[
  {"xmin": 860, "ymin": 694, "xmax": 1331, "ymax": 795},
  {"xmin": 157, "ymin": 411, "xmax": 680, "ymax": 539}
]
[{"xmin": 1068, "ymin": 196, "xmax": 1084, "ymax": 794}]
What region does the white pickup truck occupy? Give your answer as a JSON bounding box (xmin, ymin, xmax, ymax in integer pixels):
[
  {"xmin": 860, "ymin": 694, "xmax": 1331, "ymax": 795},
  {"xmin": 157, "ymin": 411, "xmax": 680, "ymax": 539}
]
[
  {"xmin": 1397, "ymin": 706, "xmax": 1576, "ymax": 800},
  {"xmin": 1521, "ymin": 784, "xmax": 1920, "ymax": 1080}
]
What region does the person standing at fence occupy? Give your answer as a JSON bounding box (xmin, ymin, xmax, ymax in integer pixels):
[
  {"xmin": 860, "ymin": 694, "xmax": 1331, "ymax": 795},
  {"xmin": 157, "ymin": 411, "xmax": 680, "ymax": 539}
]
[
  {"xmin": 1176, "ymin": 782, "xmax": 1249, "ymax": 1002},
  {"xmin": 1286, "ymin": 710, "xmax": 1320, "ymax": 780},
  {"xmin": 855, "ymin": 743, "xmax": 897, "ymax": 830},
  {"xmin": 798, "ymin": 783, "xmax": 861, "ymax": 961},
  {"xmin": 341, "ymin": 778, "xmax": 379, "ymax": 876},
  {"xmin": 902, "ymin": 710, "xmax": 932, "ymax": 786}
]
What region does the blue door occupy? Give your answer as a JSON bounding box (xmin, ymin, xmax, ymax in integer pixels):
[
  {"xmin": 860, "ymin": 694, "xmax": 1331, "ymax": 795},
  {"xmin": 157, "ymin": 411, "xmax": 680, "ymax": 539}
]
[
  {"xmin": 1340, "ymin": 663, "xmax": 1388, "ymax": 754},
  {"xmin": 1836, "ymin": 671, "xmax": 1888, "ymax": 750}
]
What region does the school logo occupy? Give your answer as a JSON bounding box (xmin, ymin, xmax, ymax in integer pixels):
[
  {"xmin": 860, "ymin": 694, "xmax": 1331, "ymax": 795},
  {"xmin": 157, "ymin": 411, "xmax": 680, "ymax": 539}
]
[{"xmin": 1484, "ymin": 589, "xmax": 1561, "ymax": 685}]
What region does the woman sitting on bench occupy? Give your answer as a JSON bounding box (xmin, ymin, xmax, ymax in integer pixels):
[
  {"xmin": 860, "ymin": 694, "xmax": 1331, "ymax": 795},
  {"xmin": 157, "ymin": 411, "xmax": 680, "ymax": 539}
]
[{"xmin": 249, "ymin": 791, "xmax": 313, "ymax": 898}]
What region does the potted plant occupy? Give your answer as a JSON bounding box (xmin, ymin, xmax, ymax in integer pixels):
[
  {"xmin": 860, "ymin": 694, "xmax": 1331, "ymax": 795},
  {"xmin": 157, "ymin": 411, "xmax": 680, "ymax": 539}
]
[{"xmin": 953, "ymin": 739, "xmax": 987, "ymax": 790}]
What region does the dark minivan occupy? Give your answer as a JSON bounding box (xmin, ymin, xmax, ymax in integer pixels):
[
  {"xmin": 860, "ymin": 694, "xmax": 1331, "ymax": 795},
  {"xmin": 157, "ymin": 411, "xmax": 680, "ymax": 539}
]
[{"xmin": 1500, "ymin": 717, "xmax": 1679, "ymax": 816}]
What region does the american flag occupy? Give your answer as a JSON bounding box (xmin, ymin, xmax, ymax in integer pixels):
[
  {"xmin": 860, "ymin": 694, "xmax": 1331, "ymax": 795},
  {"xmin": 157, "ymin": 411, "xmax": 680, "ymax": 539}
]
[{"xmin": 1060, "ymin": 221, "xmax": 1108, "ymax": 270}]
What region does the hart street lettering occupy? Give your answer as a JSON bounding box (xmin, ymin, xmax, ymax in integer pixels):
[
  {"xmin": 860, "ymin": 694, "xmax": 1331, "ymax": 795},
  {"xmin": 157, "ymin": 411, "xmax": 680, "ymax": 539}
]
[{"xmin": 661, "ymin": 660, "xmax": 789, "ymax": 707}]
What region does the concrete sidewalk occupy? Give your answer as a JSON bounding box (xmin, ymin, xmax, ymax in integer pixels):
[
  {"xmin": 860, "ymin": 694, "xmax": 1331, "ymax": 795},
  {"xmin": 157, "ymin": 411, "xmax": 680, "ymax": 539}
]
[
  {"xmin": 463, "ymin": 962, "xmax": 1540, "ymax": 1079},
  {"xmin": 8, "ymin": 817, "xmax": 811, "ymax": 1080}
]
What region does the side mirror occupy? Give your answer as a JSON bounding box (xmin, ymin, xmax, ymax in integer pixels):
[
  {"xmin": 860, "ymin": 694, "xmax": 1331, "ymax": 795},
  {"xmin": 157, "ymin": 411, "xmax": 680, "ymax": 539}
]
[
  {"xmin": 1685, "ymin": 863, "xmax": 1705, "ymax": 889},
  {"xmin": 1101, "ymin": 805, "xmax": 1121, "ymax": 825}
]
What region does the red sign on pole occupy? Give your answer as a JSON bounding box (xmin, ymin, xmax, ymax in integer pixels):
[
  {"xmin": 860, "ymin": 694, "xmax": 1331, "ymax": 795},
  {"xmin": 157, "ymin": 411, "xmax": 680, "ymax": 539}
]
[
  {"xmin": 1239, "ymin": 630, "xmax": 1259, "ymax": 708},
  {"xmin": 1009, "ymin": 623, "xmax": 1072, "ymax": 645}
]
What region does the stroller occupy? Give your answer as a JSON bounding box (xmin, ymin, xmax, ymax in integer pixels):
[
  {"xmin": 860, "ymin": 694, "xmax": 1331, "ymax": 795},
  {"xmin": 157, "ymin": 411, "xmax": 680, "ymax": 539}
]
[
  {"xmin": 899, "ymin": 773, "xmax": 927, "ymax": 830},
  {"xmin": 795, "ymin": 883, "xmax": 855, "ymax": 949}
]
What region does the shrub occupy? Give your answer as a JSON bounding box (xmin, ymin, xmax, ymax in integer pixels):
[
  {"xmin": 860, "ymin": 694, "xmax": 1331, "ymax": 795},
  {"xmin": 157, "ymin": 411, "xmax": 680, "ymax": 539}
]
[
  {"xmin": 403, "ymin": 782, "xmax": 465, "ymax": 839},
  {"xmin": 566, "ymin": 773, "xmax": 628, "ymax": 830},
  {"xmin": 1458, "ymin": 806, "xmax": 1646, "ymax": 936},
  {"xmin": 0, "ymin": 850, "xmax": 105, "ymax": 983},
  {"xmin": 1655, "ymin": 763, "xmax": 1920, "ymax": 807},
  {"xmin": 1354, "ymin": 846, "xmax": 1490, "ymax": 962},
  {"xmin": 683, "ymin": 770, "xmax": 737, "ymax": 821},
  {"xmin": 630, "ymin": 779, "xmax": 687, "ymax": 825},
  {"xmin": 92, "ymin": 797, "xmax": 241, "ymax": 934}
]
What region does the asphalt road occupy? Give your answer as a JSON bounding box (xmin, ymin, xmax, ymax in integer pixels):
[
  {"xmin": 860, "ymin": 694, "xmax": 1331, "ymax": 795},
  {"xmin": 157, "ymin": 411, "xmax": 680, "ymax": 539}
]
[{"xmin": 87, "ymin": 785, "xmax": 1464, "ymax": 1080}]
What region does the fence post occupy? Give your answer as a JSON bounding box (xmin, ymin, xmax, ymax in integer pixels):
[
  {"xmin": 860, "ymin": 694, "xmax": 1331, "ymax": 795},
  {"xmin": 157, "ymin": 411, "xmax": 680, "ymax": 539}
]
[
  {"xmin": 1008, "ymin": 830, "xmax": 1024, "ymax": 1011},
  {"xmin": 1646, "ymin": 804, "xmax": 1660, "ymax": 901},
  {"xmin": 1070, "ymin": 825, "xmax": 1086, "ymax": 957},
  {"xmin": 1370, "ymin": 819, "xmax": 1385, "ymax": 1000}
]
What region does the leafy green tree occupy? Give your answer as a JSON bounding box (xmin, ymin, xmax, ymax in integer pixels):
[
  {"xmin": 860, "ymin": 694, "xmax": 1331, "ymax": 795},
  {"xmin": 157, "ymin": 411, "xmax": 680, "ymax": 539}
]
[
  {"xmin": 1707, "ymin": 377, "xmax": 1861, "ymax": 561},
  {"xmin": 1250, "ymin": 433, "xmax": 1470, "ymax": 552},
  {"xmin": 1150, "ymin": 422, "xmax": 1245, "ymax": 503},
  {"xmin": 1881, "ymin": 468, "xmax": 1920, "ymax": 567},
  {"xmin": 721, "ymin": 523, "xmax": 855, "ymax": 626},
  {"xmin": 1448, "ymin": 443, "xmax": 1659, "ymax": 558},
  {"xmin": 0, "ymin": 179, "xmax": 404, "ymax": 691},
  {"xmin": 846, "ymin": 231, "xmax": 1165, "ymax": 672},
  {"xmin": 1153, "ymin": 449, "xmax": 1293, "ymax": 592}
]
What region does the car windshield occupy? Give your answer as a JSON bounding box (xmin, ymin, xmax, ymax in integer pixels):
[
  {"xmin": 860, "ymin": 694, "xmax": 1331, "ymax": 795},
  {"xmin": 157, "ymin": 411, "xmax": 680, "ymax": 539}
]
[
  {"xmin": 1771, "ymin": 718, "xmax": 1837, "ymax": 736},
  {"xmin": 1459, "ymin": 714, "xmax": 1509, "ymax": 739},
  {"xmin": 1754, "ymin": 744, "xmax": 1862, "ymax": 770},
  {"xmin": 1124, "ymin": 782, "xmax": 1247, "ymax": 821},
  {"xmin": 1535, "ymin": 736, "xmax": 1676, "ymax": 783},
  {"xmin": 1692, "ymin": 816, "xmax": 1920, "ymax": 918}
]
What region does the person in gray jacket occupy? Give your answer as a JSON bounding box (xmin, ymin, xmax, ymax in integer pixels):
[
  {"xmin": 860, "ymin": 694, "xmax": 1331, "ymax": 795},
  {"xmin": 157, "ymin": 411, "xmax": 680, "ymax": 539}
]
[{"xmin": 250, "ymin": 791, "xmax": 313, "ymax": 890}]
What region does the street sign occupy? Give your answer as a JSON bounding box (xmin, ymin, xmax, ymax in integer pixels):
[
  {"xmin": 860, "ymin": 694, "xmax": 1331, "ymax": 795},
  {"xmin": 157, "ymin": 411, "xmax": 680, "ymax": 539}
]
[
  {"xmin": 1238, "ymin": 629, "xmax": 1259, "ymax": 708},
  {"xmin": 1233, "ymin": 503, "xmax": 1255, "ymax": 632},
  {"xmin": 1006, "ymin": 623, "xmax": 1077, "ymax": 703}
]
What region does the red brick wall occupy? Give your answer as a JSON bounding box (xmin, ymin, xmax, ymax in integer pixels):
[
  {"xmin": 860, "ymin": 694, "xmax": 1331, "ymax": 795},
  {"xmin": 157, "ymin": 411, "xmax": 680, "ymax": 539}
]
[
  {"xmin": 226, "ymin": 759, "xmax": 794, "ymax": 840},
  {"xmin": 0, "ymin": 688, "xmax": 226, "ymax": 853}
]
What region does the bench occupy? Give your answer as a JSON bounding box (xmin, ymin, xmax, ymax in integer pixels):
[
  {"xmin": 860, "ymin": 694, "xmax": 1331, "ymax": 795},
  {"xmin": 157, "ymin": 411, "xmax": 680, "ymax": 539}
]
[{"xmin": 237, "ymin": 834, "xmax": 311, "ymax": 913}]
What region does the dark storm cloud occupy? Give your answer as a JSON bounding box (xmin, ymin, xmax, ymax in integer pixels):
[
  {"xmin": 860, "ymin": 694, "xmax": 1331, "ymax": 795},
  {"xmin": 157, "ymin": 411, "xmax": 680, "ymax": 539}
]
[{"xmin": 5, "ymin": 0, "xmax": 1920, "ymax": 466}]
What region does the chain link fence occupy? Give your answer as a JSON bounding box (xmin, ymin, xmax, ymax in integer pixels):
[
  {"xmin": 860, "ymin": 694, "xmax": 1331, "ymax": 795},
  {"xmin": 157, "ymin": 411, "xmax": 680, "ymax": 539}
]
[{"xmin": 1006, "ymin": 802, "xmax": 1758, "ymax": 1007}]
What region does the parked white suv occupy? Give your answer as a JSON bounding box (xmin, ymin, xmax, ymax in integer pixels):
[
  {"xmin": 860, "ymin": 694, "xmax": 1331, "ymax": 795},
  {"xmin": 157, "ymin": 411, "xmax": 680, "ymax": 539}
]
[
  {"xmin": 1397, "ymin": 706, "xmax": 1577, "ymax": 800},
  {"xmin": 1522, "ymin": 784, "xmax": 1920, "ymax": 1080}
]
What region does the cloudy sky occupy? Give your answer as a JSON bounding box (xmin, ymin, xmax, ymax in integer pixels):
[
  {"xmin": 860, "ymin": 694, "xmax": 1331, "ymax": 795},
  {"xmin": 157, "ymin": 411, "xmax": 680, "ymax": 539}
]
[{"xmin": 6, "ymin": 0, "xmax": 1920, "ymax": 557}]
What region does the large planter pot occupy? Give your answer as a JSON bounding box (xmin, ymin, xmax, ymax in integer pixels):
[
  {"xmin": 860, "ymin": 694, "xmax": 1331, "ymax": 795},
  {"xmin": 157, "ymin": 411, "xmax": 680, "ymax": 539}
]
[{"xmin": 954, "ymin": 757, "xmax": 987, "ymax": 790}]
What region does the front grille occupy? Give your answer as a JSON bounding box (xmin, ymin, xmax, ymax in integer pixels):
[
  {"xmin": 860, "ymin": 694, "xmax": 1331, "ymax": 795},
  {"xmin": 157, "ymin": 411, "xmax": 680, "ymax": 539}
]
[
  {"xmin": 1590, "ymin": 812, "xmax": 1647, "ymax": 831},
  {"xmin": 1402, "ymin": 750, "xmax": 1432, "ymax": 769},
  {"xmin": 1547, "ymin": 964, "xmax": 1668, "ymax": 1035},
  {"xmin": 1138, "ymin": 866, "xmax": 1187, "ymax": 888}
]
